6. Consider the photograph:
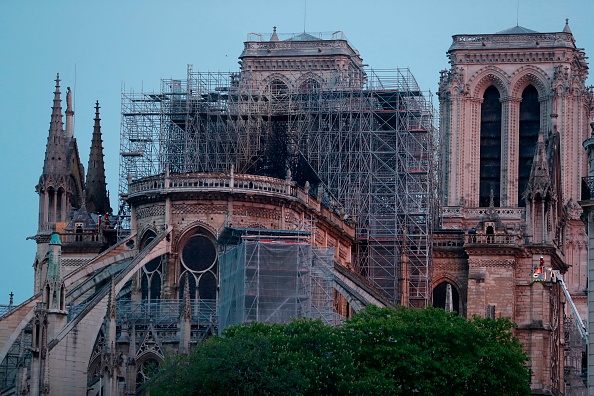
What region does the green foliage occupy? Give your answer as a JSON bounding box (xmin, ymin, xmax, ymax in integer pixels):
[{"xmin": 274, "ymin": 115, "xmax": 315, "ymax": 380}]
[{"xmin": 150, "ymin": 307, "xmax": 531, "ymax": 396}]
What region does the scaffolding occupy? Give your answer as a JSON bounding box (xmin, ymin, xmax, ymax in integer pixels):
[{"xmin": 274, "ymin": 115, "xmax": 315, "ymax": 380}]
[
  {"xmin": 218, "ymin": 239, "xmax": 336, "ymax": 331},
  {"xmin": 119, "ymin": 33, "xmax": 438, "ymax": 307}
]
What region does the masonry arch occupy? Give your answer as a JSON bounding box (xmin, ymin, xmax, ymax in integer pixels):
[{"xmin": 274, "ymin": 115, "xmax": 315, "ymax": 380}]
[
  {"xmin": 136, "ymin": 352, "xmax": 163, "ymax": 392},
  {"xmin": 295, "ymin": 72, "xmax": 323, "ymax": 94},
  {"xmin": 261, "ymin": 74, "xmax": 292, "ymax": 94},
  {"xmin": 432, "ymin": 277, "xmax": 463, "ymax": 315},
  {"xmin": 510, "ymin": 66, "xmax": 549, "ymax": 99},
  {"xmin": 469, "ymin": 67, "xmax": 510, "ymax": 99}
]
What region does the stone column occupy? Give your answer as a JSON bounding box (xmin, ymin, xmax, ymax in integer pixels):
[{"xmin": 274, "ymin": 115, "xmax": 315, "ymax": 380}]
[{"xmin": 502, "ymin": 96, "xmax": 521, "ymax": 207}]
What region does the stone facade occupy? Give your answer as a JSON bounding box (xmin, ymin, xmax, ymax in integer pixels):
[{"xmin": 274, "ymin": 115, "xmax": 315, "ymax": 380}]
[
  {"xmin": 2, "ymin": 22, "xmax": 592, "ymax": 396},
  {"xmin": 436, "ymin": 22, "xmax": 592, "ymax": 395}
]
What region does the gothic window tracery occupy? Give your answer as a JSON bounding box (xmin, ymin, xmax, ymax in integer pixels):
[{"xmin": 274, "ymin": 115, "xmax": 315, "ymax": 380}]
[
  {"xmin": 178, "ymin": 229, "xmax": 218, "ymax": 301},
  {"xmin": 298, "ymin": 78, "xmax": 320, "ymax": 94},
  {"xmin": 139, "ymin": 230, "xmax": 162, "ymax": 301},
  {"xmin": 479, "ymin": 85, "xmax": 502, "ymax": 207},
  {"xmin": 518, "ymin": 84, "xmax": 540, "ymax": 207}
]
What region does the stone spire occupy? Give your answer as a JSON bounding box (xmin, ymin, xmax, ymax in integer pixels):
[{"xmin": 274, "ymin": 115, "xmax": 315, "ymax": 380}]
[
  {"xmin": 270, "ymin": 26, "xmax": 279, "ymax": 41},
  {"xmin": 525, "ymin": 131, "xmax": 552, "ymax": 200},
  {"xmin": 45, "ymin": 233, "xmax": 65, "ymax": 312},
  {"xmin": 41, "ymin": 74, "xmax": 67, "ymax": 178},
  {"xmin": 563, "ymin": 18, "xmax": 572, "ymax": 34},
  {"xmin": 64, "ymin": 87, "xmax": 74, "ymax": 140},
  {"xmin": 85, "ymin": 101, "xmax": 112, "ymax": 214}
]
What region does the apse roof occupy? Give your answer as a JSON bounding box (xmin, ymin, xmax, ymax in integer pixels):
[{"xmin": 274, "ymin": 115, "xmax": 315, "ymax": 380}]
[
  {"xmin": 495, "ymin": 25, "xmax": 539, "ymax": 34},
  {"xmin": 285, "ymin": 32, "xmax": 321, "ymax": 41}
]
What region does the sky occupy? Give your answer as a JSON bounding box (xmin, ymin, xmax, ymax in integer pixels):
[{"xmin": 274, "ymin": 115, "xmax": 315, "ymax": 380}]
[{"xmin": 1, "ymin": 0, "xmax": 593, "ymax": 304}]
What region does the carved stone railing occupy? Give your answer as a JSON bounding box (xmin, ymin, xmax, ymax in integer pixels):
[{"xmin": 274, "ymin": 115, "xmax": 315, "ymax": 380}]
[
  {"xmin": 442, "ymin": 206, "xmax": 525, "ymax": 219},
  {"xmin": 433, "ymin": 233, "xmax": 464, "ymax": 248},
  {"xmin": 129, "ymin": 173, "xmax": 296, "ymax": 197},
  {"xmin": 464, "ymin": 234, "xmax": 522, "ymax": 246},
  {"xmin": 128, "ymin": 173, "xmax": 354, "ymax": 237},
  {"xmin": 450, "ymin": 32, "xmax": 574, "ymax": 50}
]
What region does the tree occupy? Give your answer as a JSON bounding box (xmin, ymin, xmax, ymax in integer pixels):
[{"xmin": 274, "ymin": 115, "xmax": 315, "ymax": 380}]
[{"xmin": 150, "ymin": 307, "xmax": 530, "ymax": 396}]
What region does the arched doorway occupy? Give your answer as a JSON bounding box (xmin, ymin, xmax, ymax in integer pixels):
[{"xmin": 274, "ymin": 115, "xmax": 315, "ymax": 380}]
[{"xmin": 433, "ymin": 281, "xmax": 460, "ymax": 315}]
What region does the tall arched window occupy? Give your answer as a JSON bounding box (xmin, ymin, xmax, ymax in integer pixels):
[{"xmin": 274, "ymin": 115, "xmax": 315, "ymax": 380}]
[
  {"xmin": 479, "ymin": 85, "xmax": 502, "ymax": 207},
  {"xmin": 518, "ymin": 85, "xmax": 540, "ymax": 207},
  {"xmin": 298, "ymin": 78, "xmax": 320, "ymax": 94},
  {"xmin": 269, "ymin": 79, "xmax": 288, "ymax": 97},
  {"xmin": 139, "ymin": 230, "xmax": 161, "ymax": 301}
]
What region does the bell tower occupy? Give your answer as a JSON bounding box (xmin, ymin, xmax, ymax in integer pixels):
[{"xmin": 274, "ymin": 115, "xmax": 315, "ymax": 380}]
[{"xmin": 436, "ymin": 21, "xmax": 592, "ymax": 393}]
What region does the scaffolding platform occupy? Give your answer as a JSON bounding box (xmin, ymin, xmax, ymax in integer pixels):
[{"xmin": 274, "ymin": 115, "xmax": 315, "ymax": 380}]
[{"xmin": 119, "ymin": 57, "xmax": 438, "ymax": 307}]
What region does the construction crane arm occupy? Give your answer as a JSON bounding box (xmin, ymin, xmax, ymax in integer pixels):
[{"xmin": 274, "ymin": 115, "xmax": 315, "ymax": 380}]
[{"xmin": 552, "ymin": 270, "xmax": 588, "ymax": 342}]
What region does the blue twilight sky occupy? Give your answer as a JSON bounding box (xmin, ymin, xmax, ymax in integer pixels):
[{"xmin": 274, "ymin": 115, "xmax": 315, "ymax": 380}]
[{"xmin": 1, "ymin": 0, "xmax": 593, "ymax": 304}]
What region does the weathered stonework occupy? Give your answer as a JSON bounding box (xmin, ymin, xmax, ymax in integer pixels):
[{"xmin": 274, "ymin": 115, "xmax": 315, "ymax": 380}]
[{"xmin": 436, "ymin": 22, "xmax": 592, "ymax": 395}]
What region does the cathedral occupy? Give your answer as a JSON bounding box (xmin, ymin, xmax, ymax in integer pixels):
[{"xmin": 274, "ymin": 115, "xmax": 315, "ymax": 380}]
[{"xmin": 0, "ymin": 21, "xmax": 592, "ymax": 396}]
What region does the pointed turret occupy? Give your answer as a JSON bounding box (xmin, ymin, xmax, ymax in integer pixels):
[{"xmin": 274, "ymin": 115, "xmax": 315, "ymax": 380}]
[
  {"xmin": 85, "ymin": 101, "xmax": 112, "ymax": 214},
  {"xmin": 41, "ymin": 74, "xmax": 67, "ymax": 178},
  {"xmin": 65, "ymin": 87, "xmax": 74, "ymax": 140},
  {"xmin": 270, "ymin": 26, "xmax": 279, "ymax": 41},
  {"xmin": 525, "ymin": 131, "xmax": 552, "ymax": 200},
  {"xmin": 563, "ymin": 18, "xmax": 572, "ymax": 34},
  {"xmin": 44, "ymin": 233, "xmax": 65, "ymax": 312},
  {"xmin": 36, "ymin": 74, "xmax": 72, "ymax": 230}
]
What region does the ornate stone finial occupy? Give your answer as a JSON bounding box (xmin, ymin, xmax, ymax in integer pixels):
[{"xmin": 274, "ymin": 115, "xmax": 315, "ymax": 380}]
[
  {"xmin": 9, "ymin": 292, "xmax": 13, "ymax": 306},
  {"xmin": 85, "ymin": 100, "xmax": 111, "ymax": 214},
  {"xmin": 271, "ymin": 26, "xmax": 279, "ymax": 41},
  {"xmin": 304, "ymin": 181, "xmax": 310, "ymax": 194},
  {"xmin": 563, "ymin": 18, "xmax": 572, "ymax": 34},
  {"xmin": 489, "ymin": 189, "xmax": 495, "ymax": 209}
]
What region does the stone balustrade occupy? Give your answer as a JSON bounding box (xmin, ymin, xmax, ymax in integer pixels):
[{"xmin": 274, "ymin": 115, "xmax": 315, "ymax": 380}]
[
  {"xmin": 129, "ymin": 173, "xmax": 295, "ymax": 197},
  {"xmin": 464, "ymin": 233, "xmax": 521, "ymax": 246},
  {"xmin": 128, "ymin": 173, "xmax": 354, "ymax": 236},
  {"xmin": 442, "ymin": 206, "xmax": 525, "ymax": 219},
  {"xmin": 451, "ymin": 32, "xmax": 574, "ymax": 50}
]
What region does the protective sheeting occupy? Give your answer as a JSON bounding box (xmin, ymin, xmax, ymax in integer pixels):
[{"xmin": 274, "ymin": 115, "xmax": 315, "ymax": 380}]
[{"xmin": 219, "ymin": 239, "xmax": 335, "ymax": 332}]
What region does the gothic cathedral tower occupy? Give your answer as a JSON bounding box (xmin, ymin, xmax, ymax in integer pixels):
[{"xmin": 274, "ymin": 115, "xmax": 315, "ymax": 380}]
[
  {"xmin": 33, "ymin": 75, "xmax": 111, "ymax": 294},
  {"xmin": 436, "ymin": 21, "xmax": 592, "ymax": 394}
]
